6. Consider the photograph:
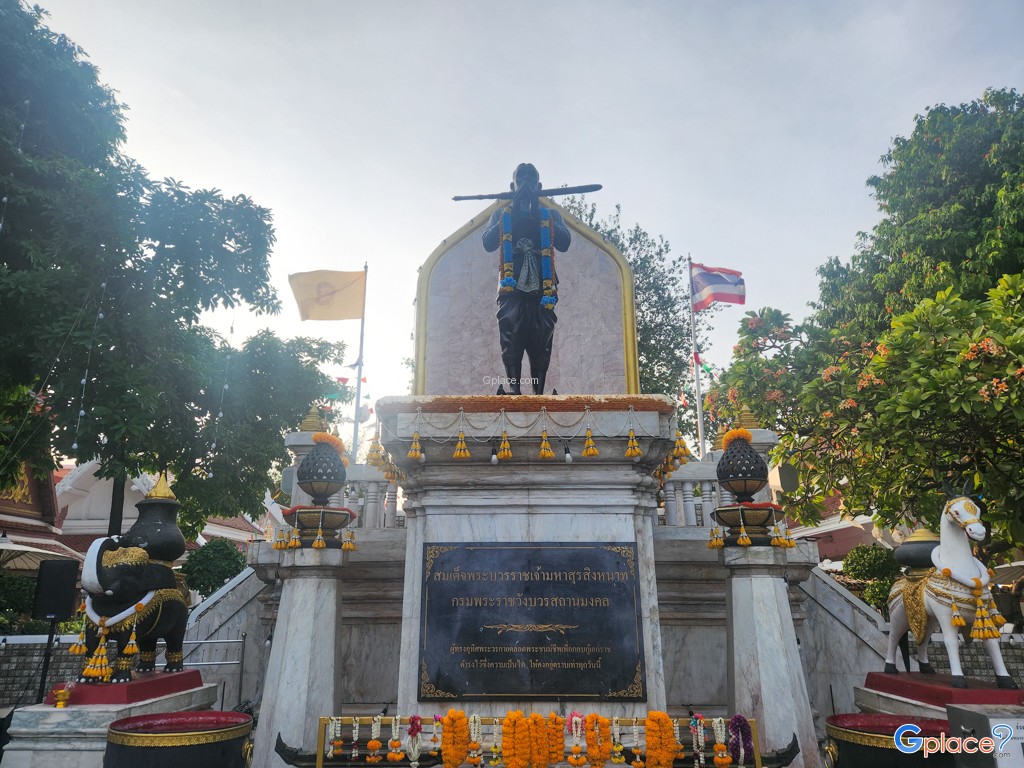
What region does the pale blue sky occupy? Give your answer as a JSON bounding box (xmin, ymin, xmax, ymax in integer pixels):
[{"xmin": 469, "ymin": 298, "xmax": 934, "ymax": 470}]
[{"xmin": 36, "ymin": 1, "xmax": 1024, "ymax": 427}]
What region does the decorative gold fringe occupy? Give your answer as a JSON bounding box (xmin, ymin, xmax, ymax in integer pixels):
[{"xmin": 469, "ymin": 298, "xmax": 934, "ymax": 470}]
[
  {"xmin": 82, "ymin": 629, "xmax": 111, "ymax": 681},
  {"xmin": 538, "ymin": 430, "xmax": 555, "ymax": 459},
  {"xmin": 497, "ymin": 431, "xmax": 512, "ymax": 460},
  {"xmin": 582, "ymin": 428, "xmax": 599, "ymax": 457},
  {"xmin": 970, "ymin": 595, "xmax": 1001, "ymax": 639},
  {"xmin": 453, "ymin": 431, "xmax": 470, "ymax": 460}
]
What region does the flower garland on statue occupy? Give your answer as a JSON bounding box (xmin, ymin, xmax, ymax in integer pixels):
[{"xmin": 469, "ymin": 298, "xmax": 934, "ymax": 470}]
[
  {"xmin": 387, "ymin": 715, "xmax": 406, "ymax": 763},
  {"xmin": 547, "ymin": 712, "xmax": 565, "ymax": 767},
  {"xmin": 643, "ymin": 712, "xmax": 674, "ymax": 768},
  {"xmin": 584, "ymin": 713, "xmax": 612, "ymax": 768},
  {"xmin": 711, "ymin": 718, "xmax": 731, "ymax": 767},
  {"xmin": 502, "ymin": 710, "xmax": 531, "ymax": 768},
  {"xmin": 610, "ymin": 718, "xmax": 626, "ymax": 764},
  {"xmin": 690, "ymin": 714, "xmax": 707, "ymax": 768},
  {"xmin": 407, "ymin": 716, "xmax": 424, "ymax": 768},
  {"xmin": 567, "ymin": 712, "xmax": 587, "ymax": 768},
  {"xmin": 467, "ymin": 714, "xmax": 483, "ymax": 766},
  {"xmin": 528, "ymin": 712, "xmax": 549, "ymax": 768},
  {"xmin": 497, "ymin": 207, "xmax": 557, "ymax": 309},
  {"xmin": 367, "ymin": 715, "xmax": 384, "ymax": 763},
  {"xmin": 727, "ymin": 715, "xmax": 752, "ymax": 768},
  {"xmin": 441, "ymin": 710, "xmax": 470, "ymax": 768},
  {"xmin": 630, "ymin": 719, "xmax": 644, "ymax": 768}
]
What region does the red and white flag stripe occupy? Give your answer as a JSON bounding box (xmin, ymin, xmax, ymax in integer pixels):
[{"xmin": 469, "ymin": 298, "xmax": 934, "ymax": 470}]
[{"xmin": 690, "ymin": 263, "xmax": 745, "ymax": 312}]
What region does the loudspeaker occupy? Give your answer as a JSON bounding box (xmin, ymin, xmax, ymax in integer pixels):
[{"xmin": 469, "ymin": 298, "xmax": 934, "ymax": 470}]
[{"xmin": 32, "ymin": 560, "xmax": 79, "ymax": 621}]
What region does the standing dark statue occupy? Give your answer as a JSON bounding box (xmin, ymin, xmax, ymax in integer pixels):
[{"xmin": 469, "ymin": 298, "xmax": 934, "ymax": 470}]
[
  {"xmin": 482, "ymin": 164, "xmax": 572, "ymax": 395},
  {"xmin": 77, "ymin": 474, "xmax": 190, "ymax": 683}
]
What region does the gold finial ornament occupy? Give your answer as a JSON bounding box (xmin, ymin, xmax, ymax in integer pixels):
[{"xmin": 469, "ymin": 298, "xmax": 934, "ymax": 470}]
[
  {"xmin": 299, "ymin": 405, "xmax": 327, "ymax": 433},
  {"xmin": 147, "ymin": 473, "xmax": 176, "ymax": 500}
]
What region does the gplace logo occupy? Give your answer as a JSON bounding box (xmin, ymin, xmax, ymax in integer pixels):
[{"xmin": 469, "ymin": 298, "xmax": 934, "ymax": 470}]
[{"xmin": 894, "ymin": 723, "xmax": 1015, "ymax": 758}]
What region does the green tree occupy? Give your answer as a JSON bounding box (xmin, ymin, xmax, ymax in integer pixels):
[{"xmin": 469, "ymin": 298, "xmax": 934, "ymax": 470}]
[
  {"xmin": 712, "ymin": 89, "xmax": 1024, "ymax": 545},
  {"xmin": 561, "ymin": 199, "xmax": 713, "ymax": 440},
  {"xmin": 180, "ymin": 538, "xmax": 247, "ymax": 599},
  {"xmin": 0, "ymin": 1, "xmax": 351, "ymax": 534}
]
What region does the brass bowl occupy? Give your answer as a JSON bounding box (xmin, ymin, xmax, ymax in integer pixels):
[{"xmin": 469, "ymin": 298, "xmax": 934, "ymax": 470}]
[
  {"xmin": 711, "ymin": 505, "xmax": 779, "ymax": 531},
  {"xmin": 282, "ymin": 507, "xmax": 356, "ymax": 536}
]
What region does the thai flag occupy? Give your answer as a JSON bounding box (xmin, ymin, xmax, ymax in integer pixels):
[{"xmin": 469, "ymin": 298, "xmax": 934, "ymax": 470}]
[{"xmin": 690, "ymin": 263, "xmax": 745, "ymax": 312}]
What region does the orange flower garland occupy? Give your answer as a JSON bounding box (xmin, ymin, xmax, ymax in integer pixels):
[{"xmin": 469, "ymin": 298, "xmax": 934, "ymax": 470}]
[
  {"xmin": 441, "ymin": 709, "xmax": 470, "ymax": 768},
  {"xmin": 584, "ymin": 714, "xmax": 612, "ymax": 768},
  {"xmin": 644, "ymin": 712, "xmax": 675, "ymax": 768},
  {"xmin": 367, "ymin": 715, "xmax": 384, "ymax": 764},
  {"xmin": 529, "ymin": 712, "xmax": 549, "ymax": 768},
  {"xmin": 502, "ymin": 711, "xmax": 530, "ymax": 768},
  {"xmin": 547, "ymin": 713, "xmax": 566, "ymax": 766},
  {"xmin": 567, "ymin": 713, "xmax": 587, "ymax": 768},
  {"xmin": 313, "ymin": 431, "xmax": 347, "ymax": 455}
]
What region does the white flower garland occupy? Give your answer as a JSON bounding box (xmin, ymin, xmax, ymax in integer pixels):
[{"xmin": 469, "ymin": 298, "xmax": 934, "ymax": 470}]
[
  {"xmin": 351, "ymin": 716, "xmax": 360, "ymax": 758},
  {"xmin": 690, "ymin": 716, "xmax": 706, "ymax": 768}
]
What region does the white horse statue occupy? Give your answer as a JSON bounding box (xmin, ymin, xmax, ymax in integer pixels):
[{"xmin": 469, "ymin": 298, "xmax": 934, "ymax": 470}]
[{"xmin": 884, "ymin": 487, "xmax": 1018, "ymax": 689}]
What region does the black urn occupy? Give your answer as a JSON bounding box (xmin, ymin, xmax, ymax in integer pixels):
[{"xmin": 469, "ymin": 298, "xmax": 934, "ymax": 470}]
[
  {"xmin": 716, "ymin": 429, "xmax": 769, "ymax": 503},
  {"xmin": 296, "ymin": 440, "xmax": 347, "ymax": 506}
]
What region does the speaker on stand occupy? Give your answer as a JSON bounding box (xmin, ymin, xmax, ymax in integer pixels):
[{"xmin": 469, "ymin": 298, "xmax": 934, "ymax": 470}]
[{"xmin": 31, "ymin": 559, "xmax": 80, "ymax": 703}]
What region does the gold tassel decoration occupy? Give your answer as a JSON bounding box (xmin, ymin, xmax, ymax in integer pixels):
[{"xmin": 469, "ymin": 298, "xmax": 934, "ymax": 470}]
[
  {"xmin": 497, "ymin": 431, "xmax": 513, "ymax": 460},
  {"xmin": 991, "ymin": 599, "xmax": 1007, "ymax": 627},
  {"xmin": 312, "ymin": 528, "xmax": 327, "ymax": 549},
  {"xmin": 288, "ymin": 527, "xmax": 301, "ymax": 549},
  {"xmin": 770, "ymin": 525, "xmax": 784, "ymax": 547},
  {"xmin": 538, "ymin": 430, "xmax": 555, "ymax": 459},
  {"xmin": 123, "ymin": 618, "xmax": 139, "ymax": 656},
  {"xmin": 582, "ymin": 428, "xmax": 599, "ymax": 457},
  {"xmin": 83, "ymin": 627, "xmax": 111, "ymax": 680},
  {"xmin": 453, "ymin": 431, "xmax": 470, "ymax": 460},
  {"xmin": 673, "ymin": 430, "xmax": 689, "ymax": 463},
  {"xmin": 625, "ymin": 429, "xmax": 642, "ymax": 458},
  {"xmin": 341, "ymin": 529, "xmax": 357, "ymax": 552},
  {"xmin": 707, "ymin": 527, "xmax": 724, "ymax": 549},
  {"xmin": 273, "ymin": 529, "xmax": 287, "ymax": 550},
  {"xmin": 737, "ymin": 524, "xmax": 752, "ymax": 547},
  {"xmin": 407, "ymin": 432, "xmax": 422, "ymax": 461},
  {"xmin": 69, "ymin": 630, "xmax": 87, "ymax": 656},
  {"xmin": 950, "ymin": 601, "xmax": 967, "ymax": 627},
  {"xmin": 367, "ymin": 436, "xmax": 385, "ymax": 468},
  {"xmin": 970, "ymin": 596, "xmax": 998, "ymax": 639}
]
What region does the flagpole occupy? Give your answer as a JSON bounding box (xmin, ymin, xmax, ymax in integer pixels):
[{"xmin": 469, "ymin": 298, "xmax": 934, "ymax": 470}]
[
  {"xmin": 688, "ymin": 254, "xmax": 707, "ymax": 460},
  {"xmin": 350, "ymin": 263, "xmax": 368, "ymax": 463}
]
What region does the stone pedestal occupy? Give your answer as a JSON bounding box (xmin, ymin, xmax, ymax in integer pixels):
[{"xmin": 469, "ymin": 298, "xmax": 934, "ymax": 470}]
[
  {"xmin": 250, "ymin": 547, "xmax": 346, "ymax": 768},
  {"xmin": 3, "ymin": 683, "xmax": 217, "ymax": 768},
  {"xmin": 723, "ymin": 543, "xmax": 820, "ymax": 768},
  {"xmin": 378, "ymin": 394, "xmax": 674, "ymax": 719}
]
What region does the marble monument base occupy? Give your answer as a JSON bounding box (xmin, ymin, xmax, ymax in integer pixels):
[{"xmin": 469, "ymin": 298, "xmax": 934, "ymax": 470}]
[
  {"xmin": 855, "ymin": 671, "xmax": 1024, "ymax": 718},
  {"xmin": 723, "ymin": 544, "xmax": 820, "ymax": 768},
  {"xmin": 3, "ymin": 682, "xmax": 217, "ymax": 768}
]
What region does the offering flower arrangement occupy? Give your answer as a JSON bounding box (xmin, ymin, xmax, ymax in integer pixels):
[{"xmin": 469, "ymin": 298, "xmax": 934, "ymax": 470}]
[{"xmin": 313, "ymin": 712, "xmax": 758, "ymax": 768}]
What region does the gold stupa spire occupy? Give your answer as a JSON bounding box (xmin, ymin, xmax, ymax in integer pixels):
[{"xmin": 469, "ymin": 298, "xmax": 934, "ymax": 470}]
[
  {"xmin": 147, "ymin": 472, "xmax": 176, "ymax": 500},
  {"xmin": 713, "ymin": 405, "xmax": 761, "ymax": 451},
  {"xmin": 299, "ymin": 405, "xmax": 327, "ymax": 433}
]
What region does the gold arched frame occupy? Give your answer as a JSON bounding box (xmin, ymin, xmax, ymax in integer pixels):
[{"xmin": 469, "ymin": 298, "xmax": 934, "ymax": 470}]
[{"xmin": 413, "ymin": 198, "xmax": 640, "ymax": 395}]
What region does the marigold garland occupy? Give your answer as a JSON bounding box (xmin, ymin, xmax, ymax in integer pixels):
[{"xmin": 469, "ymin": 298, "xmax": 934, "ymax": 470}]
[
  {"xmin": 502, "ymin": 711, "xmax": 530, "ymax": 768},
  {"xmin": 529, "ymin": 712, "xmax": 549, "ymax": 768},
  {"xmin": 313, "ymin": 431, "xmax": 347, "ymax": 455},
  {"xmin": 644, "ymin": 712, "xmax": 675, "ymax": 768},
  {"xmin": 547, "ymin": 713, "xmax": 566, "ymax": 766},
  {"xmin": 441, "ymin": 709, "xmax": 470, "ymax": 768},
  {"xmin": 721, "ymin": 428, "xmax": 753, "ymax": 450},
  {"xmin": 584, "ymin": 713, "xmax": 612, "ymax": 768}
]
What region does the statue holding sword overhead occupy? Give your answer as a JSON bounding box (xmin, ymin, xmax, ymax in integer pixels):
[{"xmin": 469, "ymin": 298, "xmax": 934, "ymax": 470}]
[{"xmin": 455, "ymin": 163, "xmax": 601, "ymax": 395}]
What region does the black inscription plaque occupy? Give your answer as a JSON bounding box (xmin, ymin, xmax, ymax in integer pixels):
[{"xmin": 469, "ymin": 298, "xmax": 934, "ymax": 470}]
[{"xmin": 419, "ymin": 542, "xmax": 645, "ymax": 701}]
